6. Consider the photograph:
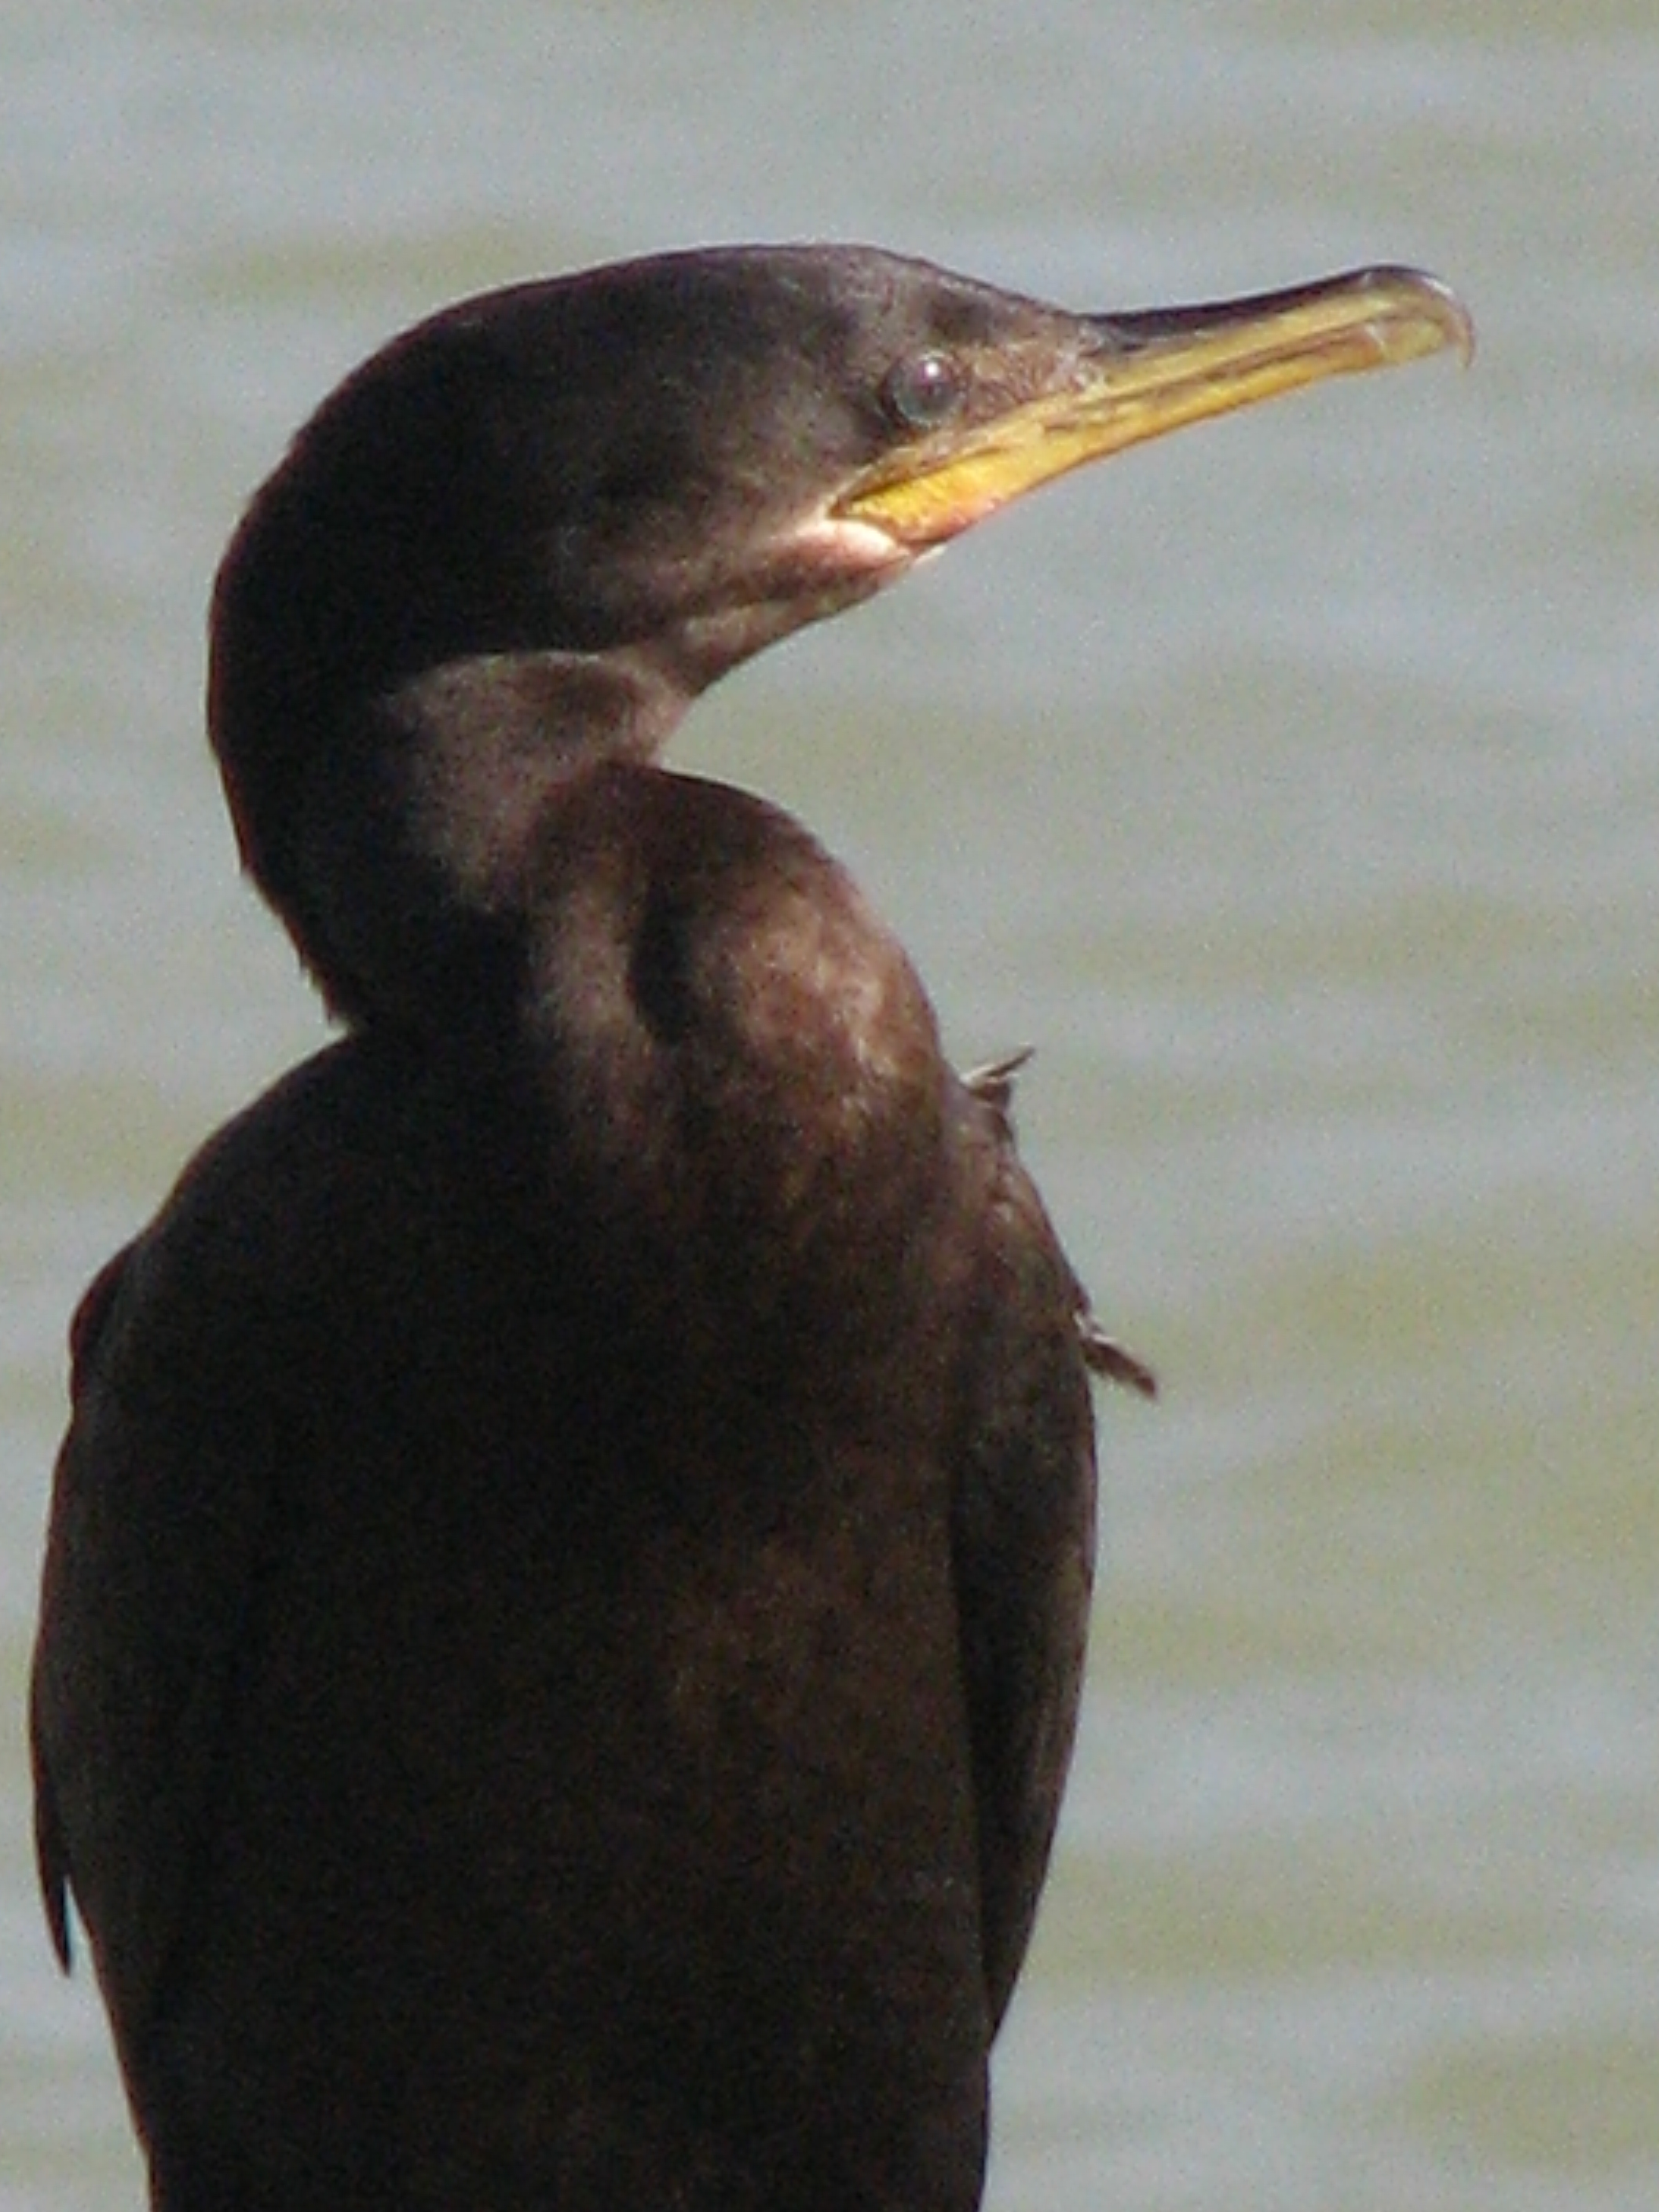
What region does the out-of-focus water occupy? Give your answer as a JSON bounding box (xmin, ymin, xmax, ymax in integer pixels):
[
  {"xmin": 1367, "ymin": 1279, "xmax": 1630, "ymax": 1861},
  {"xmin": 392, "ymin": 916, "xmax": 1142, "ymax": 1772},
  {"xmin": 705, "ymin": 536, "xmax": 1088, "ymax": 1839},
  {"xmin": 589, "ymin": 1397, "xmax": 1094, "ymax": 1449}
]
[{"xmin": 3, "ymin": 5, "xmax": 1654, "ymax": 2207}]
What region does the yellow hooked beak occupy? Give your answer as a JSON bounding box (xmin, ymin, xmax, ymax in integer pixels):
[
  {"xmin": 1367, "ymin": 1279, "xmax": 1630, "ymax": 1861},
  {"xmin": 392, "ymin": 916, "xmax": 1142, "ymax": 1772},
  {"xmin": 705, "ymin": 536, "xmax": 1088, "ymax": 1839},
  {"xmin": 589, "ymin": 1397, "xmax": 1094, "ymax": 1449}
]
[{"xmin": 835, "ymin": 264, "xmax": 1472, "ymax": 548}]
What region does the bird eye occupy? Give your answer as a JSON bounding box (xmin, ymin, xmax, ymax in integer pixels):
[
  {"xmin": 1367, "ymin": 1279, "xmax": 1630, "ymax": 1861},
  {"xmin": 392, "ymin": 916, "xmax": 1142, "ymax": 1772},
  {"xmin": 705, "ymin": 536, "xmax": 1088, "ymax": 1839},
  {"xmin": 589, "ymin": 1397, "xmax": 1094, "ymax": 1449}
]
[{"xmin": 881, "ymin": 350, "xmax": 965, "ymax": 432}]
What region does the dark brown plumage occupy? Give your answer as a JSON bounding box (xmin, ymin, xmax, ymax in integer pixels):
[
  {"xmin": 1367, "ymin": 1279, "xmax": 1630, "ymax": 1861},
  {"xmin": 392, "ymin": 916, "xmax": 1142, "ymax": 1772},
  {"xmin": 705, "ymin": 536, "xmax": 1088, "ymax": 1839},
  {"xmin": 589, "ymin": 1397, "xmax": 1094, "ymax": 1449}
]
[{"xmin": 31, "ymin": 245, "xmax": 1467, "ymax": 2210}]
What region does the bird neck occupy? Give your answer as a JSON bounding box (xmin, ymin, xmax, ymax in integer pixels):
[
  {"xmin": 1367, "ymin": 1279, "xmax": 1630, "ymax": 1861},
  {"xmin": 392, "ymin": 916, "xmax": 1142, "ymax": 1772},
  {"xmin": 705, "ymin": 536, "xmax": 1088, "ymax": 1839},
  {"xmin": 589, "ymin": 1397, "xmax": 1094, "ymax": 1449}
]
[
  {"xmin": 390, "ymin": 646, "xmax": 688, "ymax": 907},
  {"xmin": 228, "ymin": 646, "xmax": 693, "ymax": 1033}
]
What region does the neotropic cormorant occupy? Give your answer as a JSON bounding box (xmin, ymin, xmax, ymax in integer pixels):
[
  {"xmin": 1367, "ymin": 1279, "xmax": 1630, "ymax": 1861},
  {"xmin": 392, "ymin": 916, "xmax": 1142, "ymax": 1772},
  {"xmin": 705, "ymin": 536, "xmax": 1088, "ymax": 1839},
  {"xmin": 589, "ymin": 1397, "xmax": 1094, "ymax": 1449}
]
[{"xmin": 31, "ymin": 246, "xmax": 1469, "ymax": 2211}]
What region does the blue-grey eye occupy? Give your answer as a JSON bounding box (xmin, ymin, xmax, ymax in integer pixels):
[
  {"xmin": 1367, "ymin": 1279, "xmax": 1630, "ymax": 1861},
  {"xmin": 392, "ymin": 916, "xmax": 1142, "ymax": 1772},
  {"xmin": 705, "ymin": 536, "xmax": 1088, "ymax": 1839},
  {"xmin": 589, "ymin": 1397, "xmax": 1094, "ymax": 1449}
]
[{"xmin": 881, "ymin": 350, "xmax": 965, "ymax": 431}]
